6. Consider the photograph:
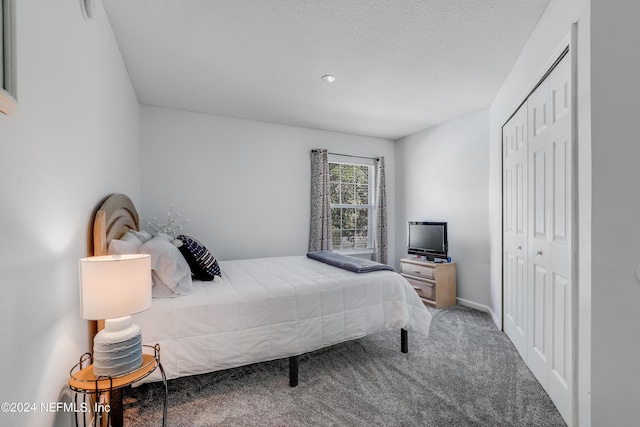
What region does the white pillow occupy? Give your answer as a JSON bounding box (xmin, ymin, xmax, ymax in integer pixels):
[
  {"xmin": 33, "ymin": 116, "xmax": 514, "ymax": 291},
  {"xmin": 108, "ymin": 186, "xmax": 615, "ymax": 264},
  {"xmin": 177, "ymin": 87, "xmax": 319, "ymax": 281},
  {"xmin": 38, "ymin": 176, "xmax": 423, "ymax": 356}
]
[
  {"xmin": 149, "ymin": 272, "xmax": 182, "ymax": 297},
  {"xmin": 138, "ymin": 236, "xmax": 192, "ymax": 297},
  {"xmin": 129, "ymin": 229, "xmax": 153, "ymax": 243},
  {"xmin": 123, "ymin": 231, "xmax": 143, "ymax": 245},
  {"xmin": 107, "ymin": 232, "xmax": 143, "ymax": 255},
  {"xmin": 107, "ymin": 239, "xmax": 138, "ymax": 255}
]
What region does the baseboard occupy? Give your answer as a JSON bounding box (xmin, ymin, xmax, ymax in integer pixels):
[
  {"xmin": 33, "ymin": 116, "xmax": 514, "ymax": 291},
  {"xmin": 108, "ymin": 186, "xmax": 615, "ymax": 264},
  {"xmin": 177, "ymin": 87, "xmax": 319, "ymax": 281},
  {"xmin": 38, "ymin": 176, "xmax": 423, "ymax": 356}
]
[{"xmin": 456, "ymin": 298, "xmax": 501, "ymax": 329}]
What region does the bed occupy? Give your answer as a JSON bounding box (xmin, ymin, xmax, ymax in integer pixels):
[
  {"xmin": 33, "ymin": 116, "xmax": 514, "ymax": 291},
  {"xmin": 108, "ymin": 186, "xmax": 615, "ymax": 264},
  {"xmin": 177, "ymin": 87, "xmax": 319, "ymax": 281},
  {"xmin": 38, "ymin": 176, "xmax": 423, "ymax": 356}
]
[{"xmin": 92, "ymin": 193, "xmax": 432, "ymax": 387}]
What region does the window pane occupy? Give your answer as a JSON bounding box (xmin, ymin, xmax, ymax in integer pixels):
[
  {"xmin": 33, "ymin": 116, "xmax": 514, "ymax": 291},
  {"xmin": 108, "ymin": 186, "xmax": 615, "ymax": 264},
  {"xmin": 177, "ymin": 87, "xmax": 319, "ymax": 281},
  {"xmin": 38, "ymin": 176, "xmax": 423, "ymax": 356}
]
[
  {"xmin": 341, "ymin": 164, "xmax": 355, "ymax": 183},
  {"xmin": 329, "ymin": 163, "xmax": 340, "ymax": 182},
  {"xmin": 355, "ymin": 165, "xmax": 369, "ymax": 184},
  {"xmin": 341, "ymin": 230, "xmax": 355, "ymax": 249},
  {"xmin": 355, "ymin": 230, "xmax": 368, "ymax": 249},
  {"xmin": 330, "ymin": 182, "xmax": 341, "ymax": 204},
  {"xmin": 341, "ymin": 183, "xmax": 355, "ymax": 204},
  {"xmin": 332, "ymin": 230, "xmax": 341, "ymax": 249},
  {"xmin": 331, "ymin": 207, "xmax": 341, "ymax": 229},
  {"xmin": 342, "ymin": 208, "xmax": 356, "ymax": 229},
  {"xmin": 355, "ymin": 185, "xmax": 368, "ymax": 204},
  {"xmin": 356, "ymin": 208, "xmax": 368, "ymax": 229}
]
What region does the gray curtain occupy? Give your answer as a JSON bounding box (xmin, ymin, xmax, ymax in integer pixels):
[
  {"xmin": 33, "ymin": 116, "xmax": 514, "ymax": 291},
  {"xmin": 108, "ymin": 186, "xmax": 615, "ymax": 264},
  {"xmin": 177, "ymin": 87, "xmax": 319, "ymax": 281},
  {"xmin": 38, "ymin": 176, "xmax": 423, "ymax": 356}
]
[
  {"xmin": 373, "ymin": 157, "xmax": 388, "ymax": 264},
  {"xmin": 309, "ymin": 149, "xmax": 332, "ymax": 252}
]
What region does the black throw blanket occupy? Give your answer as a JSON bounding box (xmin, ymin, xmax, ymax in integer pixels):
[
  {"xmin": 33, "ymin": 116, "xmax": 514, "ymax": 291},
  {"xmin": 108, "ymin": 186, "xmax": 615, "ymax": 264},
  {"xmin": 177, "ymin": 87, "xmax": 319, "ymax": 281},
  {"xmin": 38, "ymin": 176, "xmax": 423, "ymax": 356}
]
[{"xmin": 307, "ymin": 250, "xmax": 395, "ymax": 273}]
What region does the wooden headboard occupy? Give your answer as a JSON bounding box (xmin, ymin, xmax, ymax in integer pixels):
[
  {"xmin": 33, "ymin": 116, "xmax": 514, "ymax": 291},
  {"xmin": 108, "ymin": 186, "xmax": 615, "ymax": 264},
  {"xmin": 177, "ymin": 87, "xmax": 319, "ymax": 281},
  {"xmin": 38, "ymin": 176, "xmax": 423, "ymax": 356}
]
[
  {"xmin": 91, "ymin": 193, "xmax": 141, "ymax": 337},
  {"xmin": 93, "ymin": 193, "xmax": 140, "ymax": 256}
]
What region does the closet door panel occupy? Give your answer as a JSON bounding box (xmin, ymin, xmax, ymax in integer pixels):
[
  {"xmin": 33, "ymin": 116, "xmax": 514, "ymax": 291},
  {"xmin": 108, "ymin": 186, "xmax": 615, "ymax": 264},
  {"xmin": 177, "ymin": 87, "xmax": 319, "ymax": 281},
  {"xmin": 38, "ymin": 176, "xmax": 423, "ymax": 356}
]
[
  {"xmin": 551, "ymin": 272, "xmax": 569, "ymax": 385},
  {"xmin": 553, "ymin": 138, "xmax": 569, "ymax": 241},
  {"xmin": 532, "ymin": 265, "xmax": 548, "ymax": 357},
  {"xmin": 546, "ymin": 54, "xmax": 572, "ymax": 424},
  {"xmin": 527, "ymin": 78, "xmax": 552, "ymax": 387},
  {"xmin": 502, "ymin": 104, "xmax": 528, "ymax": 360},
  {"xmin": 532, "ymin": 149, "xmax": 548, "ymax": 237}
]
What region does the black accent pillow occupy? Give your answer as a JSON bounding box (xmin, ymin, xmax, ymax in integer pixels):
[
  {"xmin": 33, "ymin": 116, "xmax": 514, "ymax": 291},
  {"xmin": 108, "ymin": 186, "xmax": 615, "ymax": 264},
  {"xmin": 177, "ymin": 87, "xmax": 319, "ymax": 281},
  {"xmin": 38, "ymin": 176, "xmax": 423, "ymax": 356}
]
[{"xmin": 176, "ymin": 235, "xmax": 221, "ymax": 281}]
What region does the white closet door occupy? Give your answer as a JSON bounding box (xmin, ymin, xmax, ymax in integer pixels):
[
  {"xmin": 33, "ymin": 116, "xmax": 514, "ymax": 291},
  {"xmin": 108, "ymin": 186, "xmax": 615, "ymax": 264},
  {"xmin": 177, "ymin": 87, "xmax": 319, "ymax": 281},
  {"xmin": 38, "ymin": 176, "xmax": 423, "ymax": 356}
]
[
  {"xmin": 502, "ymin": 104, "xmax": 528, "ymax": 360},
  {"xmin": 545, "ymin": 55, "xmax": 572, "ymax": 424},
  {"xmin": 527, "ymin": 54, "xmax": 572, "ymax": 424},
  {"xmin": 527, "ymin": 76, "xmax": 551, "ymax": 387}
]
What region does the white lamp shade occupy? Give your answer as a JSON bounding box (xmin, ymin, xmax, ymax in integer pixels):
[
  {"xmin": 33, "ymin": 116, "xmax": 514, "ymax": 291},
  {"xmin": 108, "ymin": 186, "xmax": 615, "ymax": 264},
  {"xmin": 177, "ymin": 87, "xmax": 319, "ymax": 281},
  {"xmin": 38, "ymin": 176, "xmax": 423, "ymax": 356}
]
[{"xmin": 79, "ymin": 254, "xmax": 152, "ymax": 320}]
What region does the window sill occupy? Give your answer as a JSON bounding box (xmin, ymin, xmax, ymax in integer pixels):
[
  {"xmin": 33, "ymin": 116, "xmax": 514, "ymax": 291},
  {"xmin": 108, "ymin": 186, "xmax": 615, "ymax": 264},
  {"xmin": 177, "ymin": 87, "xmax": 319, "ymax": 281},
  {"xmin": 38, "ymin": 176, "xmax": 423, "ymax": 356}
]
[{"xmin": 334, "ymin": 248, "xmax": 374, "ymax": 258}]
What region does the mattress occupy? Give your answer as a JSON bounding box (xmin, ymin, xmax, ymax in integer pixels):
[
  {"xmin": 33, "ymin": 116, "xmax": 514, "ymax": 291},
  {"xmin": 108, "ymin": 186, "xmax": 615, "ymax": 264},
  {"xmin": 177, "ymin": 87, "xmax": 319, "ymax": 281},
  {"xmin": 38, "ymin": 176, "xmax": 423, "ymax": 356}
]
[{"xmin": 133, "ymin": 256, "xmax": 432, "ymax": 383}]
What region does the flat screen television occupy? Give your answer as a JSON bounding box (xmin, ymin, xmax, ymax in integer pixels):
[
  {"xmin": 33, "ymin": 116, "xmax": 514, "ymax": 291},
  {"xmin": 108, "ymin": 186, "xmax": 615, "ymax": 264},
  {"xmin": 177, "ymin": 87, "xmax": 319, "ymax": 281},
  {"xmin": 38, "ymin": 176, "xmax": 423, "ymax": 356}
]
[{"xmin": 407, "ymin": 221, "xmax": 448, "ymax": 261}]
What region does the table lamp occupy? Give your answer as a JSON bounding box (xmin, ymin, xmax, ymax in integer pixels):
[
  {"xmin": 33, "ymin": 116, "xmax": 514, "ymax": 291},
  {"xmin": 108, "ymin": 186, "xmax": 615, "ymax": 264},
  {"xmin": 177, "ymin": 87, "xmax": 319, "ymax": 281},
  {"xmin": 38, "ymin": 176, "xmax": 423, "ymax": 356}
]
[{"xmin": 79, "ymin": 254, "xmax": 152, "ymax": 377}]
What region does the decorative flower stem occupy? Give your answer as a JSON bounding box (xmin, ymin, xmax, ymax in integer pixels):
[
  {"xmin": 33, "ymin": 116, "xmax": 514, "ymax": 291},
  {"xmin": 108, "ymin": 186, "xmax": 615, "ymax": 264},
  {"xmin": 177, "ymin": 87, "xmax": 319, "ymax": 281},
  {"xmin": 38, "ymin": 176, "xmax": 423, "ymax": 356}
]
[{"xmin": 143, "ymin": 204, "xmax": 189, "ymax": 237}]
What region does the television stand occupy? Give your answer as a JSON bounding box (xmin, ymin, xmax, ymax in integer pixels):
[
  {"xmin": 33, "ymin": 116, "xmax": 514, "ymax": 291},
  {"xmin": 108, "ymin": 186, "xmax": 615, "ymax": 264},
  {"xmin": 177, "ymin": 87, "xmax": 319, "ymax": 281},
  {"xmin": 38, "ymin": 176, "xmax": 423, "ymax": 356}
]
[{"xmin": 400, "ymin": 258, "xmax": 456, "ymax": 308}]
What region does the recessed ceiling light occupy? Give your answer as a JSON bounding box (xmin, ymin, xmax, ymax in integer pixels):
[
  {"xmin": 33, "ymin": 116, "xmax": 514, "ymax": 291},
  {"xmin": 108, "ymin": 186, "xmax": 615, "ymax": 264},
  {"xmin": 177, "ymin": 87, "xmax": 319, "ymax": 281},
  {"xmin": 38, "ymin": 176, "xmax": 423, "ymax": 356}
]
[{"xmin": 321, "ymin": 75, "xmax": 336, "ymax": 83}]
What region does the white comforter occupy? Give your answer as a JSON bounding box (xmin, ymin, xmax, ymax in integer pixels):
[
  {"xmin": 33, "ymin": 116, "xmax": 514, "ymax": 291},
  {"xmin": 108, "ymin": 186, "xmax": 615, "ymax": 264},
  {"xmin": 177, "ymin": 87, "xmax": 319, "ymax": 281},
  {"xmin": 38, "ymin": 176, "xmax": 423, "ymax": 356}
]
[{"xmin": 133, "ymin": 256, "xmax": 431, "ymax": 383}]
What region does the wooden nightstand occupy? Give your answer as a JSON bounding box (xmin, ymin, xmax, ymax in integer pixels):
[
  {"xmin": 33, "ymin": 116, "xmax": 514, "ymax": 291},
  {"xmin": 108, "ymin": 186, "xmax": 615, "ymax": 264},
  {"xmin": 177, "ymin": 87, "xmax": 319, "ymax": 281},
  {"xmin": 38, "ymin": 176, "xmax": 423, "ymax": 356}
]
[
  {"xmin": 400, "ymin": 258, "xmax": 457, "ymax": 308},
  {"xmin": 69, "ymin": 344, "xmax": 167, "ymax": 427}
]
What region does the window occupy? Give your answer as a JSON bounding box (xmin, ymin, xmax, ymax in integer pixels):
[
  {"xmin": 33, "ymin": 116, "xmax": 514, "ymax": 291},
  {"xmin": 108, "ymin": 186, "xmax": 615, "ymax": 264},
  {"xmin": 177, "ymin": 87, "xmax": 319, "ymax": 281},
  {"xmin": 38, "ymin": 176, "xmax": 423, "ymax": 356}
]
[
  {"xmin": 0, "ymin": 0, "xmax": 17, "ymax": 115},
  {"xmin": 329, "ymin": 157, "xmax": 374, "ymax": 251}
]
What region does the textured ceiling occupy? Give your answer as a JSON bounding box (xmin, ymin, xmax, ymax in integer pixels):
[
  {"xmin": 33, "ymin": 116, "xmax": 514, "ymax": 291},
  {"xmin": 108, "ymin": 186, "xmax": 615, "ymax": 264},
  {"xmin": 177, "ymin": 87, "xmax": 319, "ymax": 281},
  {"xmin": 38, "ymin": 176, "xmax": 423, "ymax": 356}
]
[{"xmin": 103, "ymin": 0, "xmax": 550, "ymax": 140}]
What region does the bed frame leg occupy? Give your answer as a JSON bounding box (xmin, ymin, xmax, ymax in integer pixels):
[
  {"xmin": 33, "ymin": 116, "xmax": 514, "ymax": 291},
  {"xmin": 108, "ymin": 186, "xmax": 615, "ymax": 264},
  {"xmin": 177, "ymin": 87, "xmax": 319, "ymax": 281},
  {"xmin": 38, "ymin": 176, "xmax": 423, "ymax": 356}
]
[
  {"xmin": 289, "ymin": 356, "xmax": 299, "ymax": 387},
  {"xmin": 401, "ymin": 328, "xmax": 408, "ymax": 353}
]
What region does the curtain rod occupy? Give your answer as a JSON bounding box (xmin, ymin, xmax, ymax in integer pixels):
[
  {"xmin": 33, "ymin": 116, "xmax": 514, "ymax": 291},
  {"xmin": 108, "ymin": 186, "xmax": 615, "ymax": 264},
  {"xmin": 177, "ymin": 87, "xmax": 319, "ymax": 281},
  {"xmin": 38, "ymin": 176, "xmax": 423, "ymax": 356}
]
[{"xmin": 312, "ymin": 149, "xmax": 379, "ymax": 161}]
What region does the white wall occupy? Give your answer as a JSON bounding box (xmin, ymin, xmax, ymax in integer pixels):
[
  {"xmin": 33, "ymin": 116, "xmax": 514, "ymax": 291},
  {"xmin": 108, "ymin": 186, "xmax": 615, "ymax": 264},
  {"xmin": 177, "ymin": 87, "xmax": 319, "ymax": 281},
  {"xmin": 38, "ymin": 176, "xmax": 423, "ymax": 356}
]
[
  {"xmin": 395, "ymin": 110, "xmax": 492, "ymax": 314},
  {"xmin": 140, "ymin": 105, "xmax": 395, "ymax": 263},
  {"xmin": 0, "ymin": 2, "xmax": 140, "ymax": 426},
  {"xmin": 488, "ymin": 0, "xmax": 590, "ymax": 424},
  {"xmin": 591, "ymin": 0, "xmax": 640, "ymax": 424}
]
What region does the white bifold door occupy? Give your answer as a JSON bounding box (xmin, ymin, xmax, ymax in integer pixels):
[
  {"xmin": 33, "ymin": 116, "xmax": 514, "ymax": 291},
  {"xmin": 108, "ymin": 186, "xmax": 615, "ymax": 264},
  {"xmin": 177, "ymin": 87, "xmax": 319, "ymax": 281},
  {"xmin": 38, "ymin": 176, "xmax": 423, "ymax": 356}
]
[
  {"xmin": 503, "ymin": 103, "xmax": 528, "ymax": 359},
  {"xmin": 502, "ymin": 53, "xmax": 573, "ymax": 425}
]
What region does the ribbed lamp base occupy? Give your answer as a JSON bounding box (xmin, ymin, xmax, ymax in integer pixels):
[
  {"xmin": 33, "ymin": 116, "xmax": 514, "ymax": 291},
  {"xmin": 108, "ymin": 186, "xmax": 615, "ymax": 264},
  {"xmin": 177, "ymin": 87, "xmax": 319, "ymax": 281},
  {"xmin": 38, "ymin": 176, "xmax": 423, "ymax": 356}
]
[{"xmin": 93, "ymin": 316, "xmax": 143, "ymax": 377}]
